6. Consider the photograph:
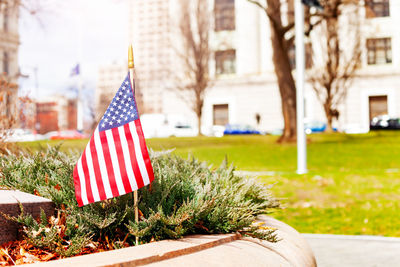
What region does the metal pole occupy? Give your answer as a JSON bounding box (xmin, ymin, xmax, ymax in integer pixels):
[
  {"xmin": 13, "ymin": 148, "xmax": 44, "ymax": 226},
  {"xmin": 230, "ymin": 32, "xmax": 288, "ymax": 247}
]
[
  {"xmin": 77, "ymin": 16, "xmax": 84, "ymax": 132},
  {"xmin": 33, "ymin": 66, "xmax": 38, "ymax": 99},
  {"xmin": 295, "ymin": 0, "xmax": 307, "ymax": 174},
  {"xmin": 77, "ymin": 73, "xmax": 84, "ymax": 132},
  {"xmin": 33, "ymin": 66, "xmax": 39, "ymax": 134},
  {"xmin": 128, "ymin": 44, "xmax": 140, "ymax": 245}
]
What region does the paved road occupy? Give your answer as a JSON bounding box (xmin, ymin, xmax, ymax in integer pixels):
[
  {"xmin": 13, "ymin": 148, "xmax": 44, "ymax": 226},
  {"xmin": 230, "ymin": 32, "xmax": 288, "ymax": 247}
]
[{"xmin": 303, "ymin": 234, "xmax": 400, "ymax": 267}]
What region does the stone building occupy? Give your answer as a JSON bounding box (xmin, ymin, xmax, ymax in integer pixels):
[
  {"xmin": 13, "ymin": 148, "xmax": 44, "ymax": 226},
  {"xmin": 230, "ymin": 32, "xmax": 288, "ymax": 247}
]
[
  {"xmin": 96, "ymin": 63, "xmax": 125, "ymax": 122},
  {"xmin": 0, "ymin": 1, "xmax": 20, "ymax": 129},
  {"xmin": 96, "ymin": 63, "xmax": 144, "ymax": 123},
  {"xmin": 98, "ymin": 0, "xmax": 400, "ymax": 134},
  {"xmin": 35, "ymin": 97, "xmax": 77, "ymax": 134}
]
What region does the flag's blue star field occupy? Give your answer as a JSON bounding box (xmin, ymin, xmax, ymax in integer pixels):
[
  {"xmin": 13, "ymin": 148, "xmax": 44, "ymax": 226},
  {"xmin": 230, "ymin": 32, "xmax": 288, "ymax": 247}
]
[{"xmin": 99, "ymin": 74, "xmax": 139, "ymax": 132}]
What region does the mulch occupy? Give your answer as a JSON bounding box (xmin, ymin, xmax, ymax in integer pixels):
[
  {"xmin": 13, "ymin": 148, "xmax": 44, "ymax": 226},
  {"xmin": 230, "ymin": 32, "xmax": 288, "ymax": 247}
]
[{"xmin": 0, "ymin": 240, "xmax": 112, "ymax": 266}]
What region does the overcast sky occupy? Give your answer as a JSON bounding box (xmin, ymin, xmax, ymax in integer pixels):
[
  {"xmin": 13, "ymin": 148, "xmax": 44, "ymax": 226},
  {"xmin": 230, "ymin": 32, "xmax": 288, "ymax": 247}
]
[{"xmin": 18, "ymin": 0, "xmax": 128, "ymax": 99}]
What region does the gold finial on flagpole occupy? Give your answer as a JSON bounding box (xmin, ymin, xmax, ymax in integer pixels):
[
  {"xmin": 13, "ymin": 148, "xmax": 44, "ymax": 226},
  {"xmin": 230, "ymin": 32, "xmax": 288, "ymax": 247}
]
[{"xmin": 128, "ymin": 44, "xmax": 134, "ymax": 69}]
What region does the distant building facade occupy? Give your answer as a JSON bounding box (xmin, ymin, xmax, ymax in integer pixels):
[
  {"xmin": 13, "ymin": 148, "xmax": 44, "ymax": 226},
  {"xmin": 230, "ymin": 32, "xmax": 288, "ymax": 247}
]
[
  {"xmin": 36, "ymin": 101, "xmax": 58, "ymax": 134},
  {"xmin": 128, "ymin": 0, "xmax": 172, "ymax": 114},
  {"xmin": 36, "ymin": 97, "xmax": 77, "ymax": 134},
  {"xmin": 97, "ymin": 0, "xmax": 400, "ymax": 134},
  {"xmin": 0, "ymin": 1, "xmax": 20, "ymax": 128},
  {"xmin": 96, "ymin": 63, "xmax": 144, "ymax": 123},
  {"xmin": 341, "ymin": 0, "xmax": 400, "ymax": 132},
  {"xmin": 96, "ymin": 63, "xmax": 126, "ymax": 122}
]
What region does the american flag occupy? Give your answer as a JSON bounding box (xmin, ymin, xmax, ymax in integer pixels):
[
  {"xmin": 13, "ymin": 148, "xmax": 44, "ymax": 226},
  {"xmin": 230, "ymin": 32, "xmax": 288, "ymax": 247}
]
[
  {"xmin": 73, "ymin": 73, "xmax": 154, "ymax": 207},
  {"xmin": 70, "ymin": 64, "xmax": 80, "ymax": 76}
]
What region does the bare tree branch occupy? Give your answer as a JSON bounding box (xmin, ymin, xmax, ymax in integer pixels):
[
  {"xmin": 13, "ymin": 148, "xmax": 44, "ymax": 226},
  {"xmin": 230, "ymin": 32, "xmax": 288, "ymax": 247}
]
[
  {"xmin": 172, "ymin": 0, "xmax": 212, "ymax": 135},
  {"xmin": 309, "ymin": 0, "xmax": 362, "ymax": 131}
]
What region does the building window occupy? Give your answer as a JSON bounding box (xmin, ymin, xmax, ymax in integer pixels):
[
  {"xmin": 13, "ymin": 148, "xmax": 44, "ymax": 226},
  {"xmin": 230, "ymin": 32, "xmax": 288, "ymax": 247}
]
[
  {"xmin": 365, "ymin": 0, "xmax": 390, "ymax": 18},
  {"xmin": 215, "ymin": 49, "xmax": 236, "ymax": 75},
  {"xmin": 3, "ymin": 52, "xmax": 9, "ymax": 74},
  {"xmin": 213, "ymin": 104, "xmax": 229, "ymax": 125},
  {"xmin": 214, "ymin": 0, "xmax": 235, "ymax": 31},
  {"xmin": 288, "ymin": 43, "xmax": 313, "ymax": 70},
  {"xmin": 3, "ymin": 7, "xmax": 8, "ymax": 32},
  {"xmin": 367, "ymin": 38, "xmax": 392, "ymax": 65}
]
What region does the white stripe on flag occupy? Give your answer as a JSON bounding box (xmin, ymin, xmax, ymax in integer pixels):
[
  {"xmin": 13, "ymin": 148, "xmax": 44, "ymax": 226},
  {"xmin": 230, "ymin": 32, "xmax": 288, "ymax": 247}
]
[
  {"xmin": 94, "ymin": 129, "xmax": 113, "ymax": 198},
  {"xmin": 85, "ymin": 143, "xmax": 100, "ymax": 202},
  {"xmin": 77, "ymin": 158, "xmax": 89, "ymax": 206},
  {"xmin": 118, "ymin": 126, "xmax": 138, "ymax": 191},
  {"xmin": 105, "ymin": 129, "xmax": 126, "ymax": 195},
  {"xmin": 129, "ymin": 122, "xmax": 150, "ymax": 185}
]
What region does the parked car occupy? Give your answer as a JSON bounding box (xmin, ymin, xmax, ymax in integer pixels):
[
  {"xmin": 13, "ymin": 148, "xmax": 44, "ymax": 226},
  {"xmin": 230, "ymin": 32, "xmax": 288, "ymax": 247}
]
[
  {"xmin": 170, "ymin": 124, "xmax": 197, "ymax": 137},
  {"xmin": 305, "ymin": 121, "xmax": 337, "ymax": 134},
  {"xmin": 210, "ymin": 125, "xmax": 225, "ymax": 137},
  {"xmin": 223, "ymin": 124, "xmax": 261, "ymax": 135},
  {"xmin": 2, "ymin": 129, "xmax": 45, "ymax": 142},
  {"xmin": 370, "ymin": 115, "xmax": 400, "ymax": 130},
  {"xmin": 305, "ymin": 121, "xmax": 326, "ymax": 134},
  {"xmin": 46, "ymin": 130, "xmax": 86, "ymax": 140},
  {"xmin": 140, "ymin": 114, "xmax": 198, "ymax": 138}
]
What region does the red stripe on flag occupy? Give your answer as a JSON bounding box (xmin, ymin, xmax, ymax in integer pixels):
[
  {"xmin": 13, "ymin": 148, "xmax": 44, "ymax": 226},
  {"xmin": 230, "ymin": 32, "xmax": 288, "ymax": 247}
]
[
  {"xmin": 99, "ymin": 130, "xmax": 119, "ymax": 197},
  {"xmin": 89, "ymin": 136, "xmax": 107, "ymax": 201},
  {"xmin": 124, "ymin": 124, "xmax": 145, "ymax": 188},
  {"xmin": 73, "ymin": 165, "xmax": 83, "ymax": 207},
  {"xmin": 111, "ymin": 128, "xmax": 133, "ymax": 193},
  {"xmin": 81, "ymin": 151, "xmax": 94, "ymax": 204},
  {"xmin": 134, "ymin": 120, "xmax": 155, "ymax": 183},
  {"xmin": 128, "ymin": 77, "xmax": 154, "ymax": 183}
]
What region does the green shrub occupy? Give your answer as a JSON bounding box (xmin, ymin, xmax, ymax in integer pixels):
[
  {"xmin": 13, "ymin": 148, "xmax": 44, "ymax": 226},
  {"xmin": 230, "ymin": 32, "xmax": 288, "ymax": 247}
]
[{"xmin": 0, "ymin": 147, "xmax": 279, "ymax": 256}]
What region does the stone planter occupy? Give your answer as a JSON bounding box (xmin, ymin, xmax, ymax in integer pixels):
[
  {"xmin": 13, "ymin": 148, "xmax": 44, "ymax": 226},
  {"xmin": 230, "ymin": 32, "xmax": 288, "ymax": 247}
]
[
  {"xmin": 27, "ymin": 215, "xmax": 316, "ymax": 267},
  {"xmin": 0, "ymin": 190, "xmax": 55, "ymax": 245}
]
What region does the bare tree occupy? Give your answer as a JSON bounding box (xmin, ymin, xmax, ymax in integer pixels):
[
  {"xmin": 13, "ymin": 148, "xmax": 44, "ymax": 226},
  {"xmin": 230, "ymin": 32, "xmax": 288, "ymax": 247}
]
[
  {"xmin": 0, "ymin": 0, "xmax": 44, "ymax": 16},
  {"xmin": 175, "ymin": 0, "xmax": 211, "ymax": 136},
  {"xmin": 247, "ymin": 0, "xmax": 302, "ymax": 142},
  {"xmin": 309, "ymin": 0, "xmax": 361, "ymax": 132},
  {"xmin": 0, "ymin": 75, "xmax": 18, "ymax": 151}
]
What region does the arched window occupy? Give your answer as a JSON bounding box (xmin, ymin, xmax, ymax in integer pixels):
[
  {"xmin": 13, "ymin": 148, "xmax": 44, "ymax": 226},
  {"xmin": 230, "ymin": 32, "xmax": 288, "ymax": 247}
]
[{"xmin": 215, "ymin": 49, "xmax": 236, "ymax": 75}]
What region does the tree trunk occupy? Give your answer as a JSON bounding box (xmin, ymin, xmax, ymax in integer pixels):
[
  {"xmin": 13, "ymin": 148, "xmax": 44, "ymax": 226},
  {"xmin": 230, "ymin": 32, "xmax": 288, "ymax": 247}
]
[
  {"xmin": 195, "ymin": 93, "xmax": 203, "ymax": 136},
  {"xmin": 325, "ymin": 116, "xmax": 334, "ymax": 133},
  {"xmin": 197, "ymin": 111, "xmax": 202, "ymax": 136},
  {"xmin": 268, "ymin": 14, "xmax": 297, "ymax": 143},
  {"xmin": 323, "ymin": 103, "xmax": 334, "ymax": 133}
]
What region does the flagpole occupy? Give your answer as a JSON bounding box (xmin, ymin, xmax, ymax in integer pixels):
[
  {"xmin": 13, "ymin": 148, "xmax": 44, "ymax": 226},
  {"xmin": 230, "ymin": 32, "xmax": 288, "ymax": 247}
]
[
  {"xmin": 77, "ymin": 71, "xmax": 84, "ymax": 132},
  {"xmin": 128, "ymin": 44, "xmax": 139, "ymax": 246},
  {"xmin": 77, "ymin": 15, "xmax": 84, "ymax": 132}
]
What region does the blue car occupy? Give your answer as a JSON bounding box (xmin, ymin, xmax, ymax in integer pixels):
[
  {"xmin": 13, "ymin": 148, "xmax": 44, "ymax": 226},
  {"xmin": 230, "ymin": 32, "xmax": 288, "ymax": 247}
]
[
  {"xmin": 223, "ymin": 124, "xmax": 261, "ymax": 135},
  {"xmin": 305, "ymin": 121, "xmax": 337, "ymax": 134}
]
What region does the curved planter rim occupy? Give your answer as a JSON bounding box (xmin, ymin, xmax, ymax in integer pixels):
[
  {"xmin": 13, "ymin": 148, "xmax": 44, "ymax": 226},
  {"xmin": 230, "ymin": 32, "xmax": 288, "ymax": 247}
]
[{"xmin": 26, "ymin": 216, "xmax": 316, "ymax": 267}]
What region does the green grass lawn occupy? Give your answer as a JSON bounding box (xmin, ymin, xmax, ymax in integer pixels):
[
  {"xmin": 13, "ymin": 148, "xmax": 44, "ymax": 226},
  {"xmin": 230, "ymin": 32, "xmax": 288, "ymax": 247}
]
[{"xmin": 20, "ymin": 131, "xmax": 400, "ymax": 237}]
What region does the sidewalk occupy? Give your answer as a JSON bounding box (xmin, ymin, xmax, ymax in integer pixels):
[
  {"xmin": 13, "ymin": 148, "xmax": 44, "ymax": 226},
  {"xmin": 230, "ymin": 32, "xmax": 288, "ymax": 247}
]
[{"xmin": 303, "ymin": 234, "xmax": 400, "ymax": 267}]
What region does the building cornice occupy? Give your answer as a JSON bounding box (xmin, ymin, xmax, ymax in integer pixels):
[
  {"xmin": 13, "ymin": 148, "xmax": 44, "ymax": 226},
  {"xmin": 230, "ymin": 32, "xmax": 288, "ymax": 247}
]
[
  {"xmin": 353, "ymin": 72, "xmax": 400, "ymax": 79},
  {"xmin": 209, "ymin": 68, "xmax": 400, "ymax": 90},
  {"xmin": 212, "ymin": 72, "xmax": 278, "ymax": 87},
  {"xmin": 353, "ymin": 67, "xmax": 400, "ymax": 79},
  {"xmin": 0, "ymin": 32, "xmax": 20, "ymax": 46}
]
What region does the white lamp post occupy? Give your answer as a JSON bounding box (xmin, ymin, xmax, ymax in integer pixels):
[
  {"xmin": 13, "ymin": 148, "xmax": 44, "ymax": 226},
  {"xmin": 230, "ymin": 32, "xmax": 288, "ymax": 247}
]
[{"xmin": 295, "ymin": 0, "xmax": 307, "ymax": 174}]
